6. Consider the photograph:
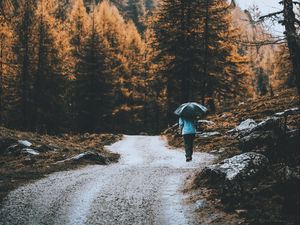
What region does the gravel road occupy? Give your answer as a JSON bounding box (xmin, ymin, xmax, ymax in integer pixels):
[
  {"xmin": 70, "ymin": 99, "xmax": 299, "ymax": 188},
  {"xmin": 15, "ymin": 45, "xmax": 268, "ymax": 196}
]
[{"xmin": 0, "ymin": 135, "xmax": 214, "ymax": 225}]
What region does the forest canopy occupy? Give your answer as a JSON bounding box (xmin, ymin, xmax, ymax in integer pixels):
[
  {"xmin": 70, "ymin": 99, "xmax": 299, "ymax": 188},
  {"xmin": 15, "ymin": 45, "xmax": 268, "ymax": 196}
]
[{"xmin": 0, "ymin": 0, "xmax": 299, "ymax": 134}]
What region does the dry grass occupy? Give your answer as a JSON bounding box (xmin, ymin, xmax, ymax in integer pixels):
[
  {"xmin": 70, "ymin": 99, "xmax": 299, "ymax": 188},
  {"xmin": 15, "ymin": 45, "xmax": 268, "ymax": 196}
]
[{"xmin": 0, "ymin": 127, "xmax": 122, "ymax": 205}]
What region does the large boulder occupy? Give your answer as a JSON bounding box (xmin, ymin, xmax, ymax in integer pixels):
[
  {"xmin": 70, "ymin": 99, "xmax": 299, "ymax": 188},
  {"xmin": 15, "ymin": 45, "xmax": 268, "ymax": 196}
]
[
  {"xmin": 239, "ymin": 130, "xmax": 275, "ymax": 153},
  {"xmin": 227, "ymin": 119, "xmax": 257, "ymax": 135},
  {"xmin": 238, "ymin": 117, "xmax": 299, "ymax": 160},
  {"xmin": 202, "ymin": 152, "xmax": 269, "ymax": 201},
  {"xmin": 56, "ymin": 150, "xmax": 107, "ymax": 165},
  {"xmin": 203, "ymin": 152, "xmax": 269, "ymax": 182}
]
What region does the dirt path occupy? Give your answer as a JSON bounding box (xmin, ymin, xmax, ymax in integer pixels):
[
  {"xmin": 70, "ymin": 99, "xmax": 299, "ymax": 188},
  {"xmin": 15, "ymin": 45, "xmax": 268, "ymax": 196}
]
[{"xmin": 0, "ymin": 135, "xmax": 214, "ymax": 225}]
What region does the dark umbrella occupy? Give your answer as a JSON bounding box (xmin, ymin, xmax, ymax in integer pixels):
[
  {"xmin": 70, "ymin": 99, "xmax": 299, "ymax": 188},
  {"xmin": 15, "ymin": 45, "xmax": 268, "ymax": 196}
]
[{"xmin": 174, "ymin": 102, "xmax": 207, "ymax": 119}]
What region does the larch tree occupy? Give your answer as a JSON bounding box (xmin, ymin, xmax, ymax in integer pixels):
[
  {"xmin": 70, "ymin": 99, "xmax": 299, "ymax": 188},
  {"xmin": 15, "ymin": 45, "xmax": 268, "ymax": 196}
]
[
  {"xmin": 66, "ymin": 0, "xmax": 90, "ymax": 74},
  {"xmin": 153, "ymin": 0, "xmax": 205, "ymax": 123},
  {"xmin": 94, "ymin": 0, "xmax": 147, "ymax": 132},
  {"xmin": 153, "ymin": 0, "xmax": 248, "ymax": 121},
  {"xmin": 200, "ymin": 0, "xmax": 250, "ymax": 107},
  {"xmin": 31, "ymin": 0, "xmax": 70, "ymax": 132},
  {"xmin": 143, "ymin": 19, "xmax": 168, "ymax": 132},
  {"xmin": 0, "ymin": 11, "xmax": 17, "ymax": 125},
  {"xmin": 13, "ymin": 0, "xmax": 37, "ymax": 129},
  {"xmin": 73, "ymin": 9, "xmax": 111, "ymax": 132}
]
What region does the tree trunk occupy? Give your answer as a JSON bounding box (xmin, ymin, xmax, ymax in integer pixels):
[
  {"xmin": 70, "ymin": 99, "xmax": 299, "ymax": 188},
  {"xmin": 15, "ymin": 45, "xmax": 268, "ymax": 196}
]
[
  {"xmin": 0, "ymin": 39, "xmax": 3, "ymax": 123},
  {"xmin": 283, "ymin": 0, "xmax": 300, "ymax": 93},
  {"xmin": 202, "ymin": 0, "xmax": 209, "ymax": 103}
]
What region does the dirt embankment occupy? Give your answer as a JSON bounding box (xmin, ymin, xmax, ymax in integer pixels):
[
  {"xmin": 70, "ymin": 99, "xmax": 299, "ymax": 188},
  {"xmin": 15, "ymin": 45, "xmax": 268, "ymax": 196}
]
[
  {"xmin": 0, "ymin": 127, "xmax": 122, "ymax": 205},
  {"xmin": 165, "ymin": 88, "xmax": 300, "ymax": 225}
]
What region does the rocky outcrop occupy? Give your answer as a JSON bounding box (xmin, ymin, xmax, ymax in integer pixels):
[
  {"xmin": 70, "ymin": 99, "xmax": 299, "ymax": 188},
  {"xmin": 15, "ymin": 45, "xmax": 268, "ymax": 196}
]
[
  {"xmin": 227, "ymin": 119, "xmax": 257, "ymax": 134},
  {"xmin": 236, "ymin": 116, "xmax": 299, "ymax": 161},
  {"xmin": 202, "ymin": 152, "xmax": 269, "ymax": 202},
  {"xmin": 203, "ymin": 152, "xmax": 269, "ymax": 182}
]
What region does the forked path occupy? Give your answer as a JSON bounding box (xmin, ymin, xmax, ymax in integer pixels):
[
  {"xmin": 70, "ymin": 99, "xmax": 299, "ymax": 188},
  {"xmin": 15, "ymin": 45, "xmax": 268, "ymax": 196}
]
[{"xmin": 0, "ymin": 136, "xmax": 214, "ymax": 225}]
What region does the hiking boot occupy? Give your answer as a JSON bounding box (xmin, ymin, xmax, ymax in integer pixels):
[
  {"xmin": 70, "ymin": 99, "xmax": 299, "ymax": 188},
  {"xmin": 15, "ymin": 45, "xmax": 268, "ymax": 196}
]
[{"xmin": 186, "ymin": 156, "xmax": 192, "ymax": 162}]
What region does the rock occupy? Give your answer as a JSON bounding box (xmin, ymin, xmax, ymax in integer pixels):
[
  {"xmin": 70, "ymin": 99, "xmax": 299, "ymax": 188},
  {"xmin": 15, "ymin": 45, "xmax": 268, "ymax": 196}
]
[
  {"xmin": 274, "ymin": 107, "xmax": 299, "ymax": 117},
  {"xmin": 239, "ymin": 131, "xmax": 274, "ymax": 153},
  {"xmin": 210, "ymin": 148, "xmax": 226, "ymax": 154},
  {"xmin": 202, "ymin": 152, "xmax": 269, "ymax": 202},
  {"xmin": 203, "ymin": 152, "xmax": 269, "ymax": 183},
  {"xmin": 197, "ymin": 131, "xmax": 221, "ymax": 138},
  {"xmin": 210, "ymin": 149, "xmax": 219, "ymax": 153},
  {"xmin": 18, "ymin": 140, "xmax": 32, "ymax": 147},
  {"xmin": 197, "ymin": 120, "xmax": 215, "ymax": 125},
  {"xmin": 195, "ymin": 199, "xmax": 206, "ymax": 209},
  {"xmin": 276, "ymin": 166, "xmax": 300, "ymax": 183},
  {"xmin": 235, "ymin": 209, "xmax": 248, "ymax": 215},
  {"xmin": 227, "ymin": 119, "xmax": 257, "ymax": 134},
  {"xmin": 21, "ymin": 148, "xmax": 40, "ymax": 155},
  {"xmin": 56, "ymin": 150, "xmax": 107, "ymax": 165},
  {"xmin": 218, "ymin": 148, "xmax": 226, "ymax": 153},
  {"xmin": 239, "ymin": 117, "xmax": 283, "ymax": 138}
]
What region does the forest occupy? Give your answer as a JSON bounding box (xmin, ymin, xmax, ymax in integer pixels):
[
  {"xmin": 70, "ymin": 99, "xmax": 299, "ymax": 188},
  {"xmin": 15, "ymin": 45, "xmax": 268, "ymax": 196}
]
[{"xmin": 0, "ymin": 0, "xmax": 299, "ymax": 134}]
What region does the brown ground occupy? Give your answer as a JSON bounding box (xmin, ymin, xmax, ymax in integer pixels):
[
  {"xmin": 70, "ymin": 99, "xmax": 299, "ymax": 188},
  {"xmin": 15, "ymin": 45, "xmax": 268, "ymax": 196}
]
[{"xmin": 0, "ymin": 127, "xmax": 122, "ymax": 205}]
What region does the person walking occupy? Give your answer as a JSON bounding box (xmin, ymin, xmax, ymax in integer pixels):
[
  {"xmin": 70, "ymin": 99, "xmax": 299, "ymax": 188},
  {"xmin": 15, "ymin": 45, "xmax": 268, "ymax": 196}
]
[{"xmin": 179, "ymin": 117, "xmax": 197, "ymax": 162}]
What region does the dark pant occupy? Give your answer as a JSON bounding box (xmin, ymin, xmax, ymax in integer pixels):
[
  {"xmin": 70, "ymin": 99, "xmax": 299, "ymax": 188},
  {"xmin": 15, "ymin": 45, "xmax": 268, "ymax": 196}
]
[{"xmin": 183, "ymin": 134, "xmax": 195, "ymax": 158}]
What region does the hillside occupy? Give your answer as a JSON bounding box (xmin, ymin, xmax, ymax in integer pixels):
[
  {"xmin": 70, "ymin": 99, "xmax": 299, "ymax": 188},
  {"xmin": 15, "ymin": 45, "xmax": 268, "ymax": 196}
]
[{"xmin": 164, "ymin": 88, "xmax": 299, "ymax": 224}]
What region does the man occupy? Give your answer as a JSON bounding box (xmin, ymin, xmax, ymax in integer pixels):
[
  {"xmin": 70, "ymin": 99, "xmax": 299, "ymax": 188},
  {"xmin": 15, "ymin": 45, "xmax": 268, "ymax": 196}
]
[{"xmin": 179, "ymin": 117, "xmax": 196, "ymax": 162}]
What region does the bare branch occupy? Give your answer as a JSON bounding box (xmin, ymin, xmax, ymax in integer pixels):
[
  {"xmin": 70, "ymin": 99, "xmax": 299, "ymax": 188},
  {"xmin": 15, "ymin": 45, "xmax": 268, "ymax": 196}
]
[
  {"xmin": 229, "ymin": 38, "xmax": 287, "ymax": 47},
  {"xmin": 259, "ymin": 11, "xmax": 284, "ymax": 21}
]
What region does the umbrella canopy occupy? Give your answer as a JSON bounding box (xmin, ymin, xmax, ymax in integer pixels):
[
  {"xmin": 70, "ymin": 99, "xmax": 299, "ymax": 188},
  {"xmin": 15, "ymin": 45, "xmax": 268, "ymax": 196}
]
[{"xmin": 174, "ymin": 102, "xmax": 207, "ymax": 119}]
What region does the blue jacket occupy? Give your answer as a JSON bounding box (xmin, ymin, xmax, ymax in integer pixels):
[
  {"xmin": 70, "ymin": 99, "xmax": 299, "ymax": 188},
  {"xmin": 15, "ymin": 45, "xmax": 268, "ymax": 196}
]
[{"xmin": 179, "ymin": 117, "xmax": 197, "ymax": 135}]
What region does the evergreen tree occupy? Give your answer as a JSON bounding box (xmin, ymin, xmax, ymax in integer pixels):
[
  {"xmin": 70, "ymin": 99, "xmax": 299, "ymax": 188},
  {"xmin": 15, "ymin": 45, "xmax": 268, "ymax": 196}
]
[
  {"xmin": 67, "ymin": 0, "xmax": 90, "ymax": 68},
  {"xmin": 94, "ymin": 0, "xmax": 148, "ymax": 132},
  {"xmin": 202, "ymin": 0, "xmax": 250, "ymax": 104},
  {"xmin": 31, "ymin": 0, "xmax": 69, "ymax": 132},
  {"xmin": 153, "ymin": 0, "xmax": 204, "ymax": 123},
  {"xmin": 74, "ymin": 12, "xmax": 111, "ymax": 132},
  {"xmin": 153, "ymin": 0, "xmax": 249, "ymax": 120},
  {"xmin": 143, "ymin": 22, "xmax": 167, "ymax": 132},
  {"xmin": 13, "ymin": 0, "xmax": 36, "ymax": 129},
  {"xmin": 0, "ymin": 12, "xmax": 18, "ymax": 125}
]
